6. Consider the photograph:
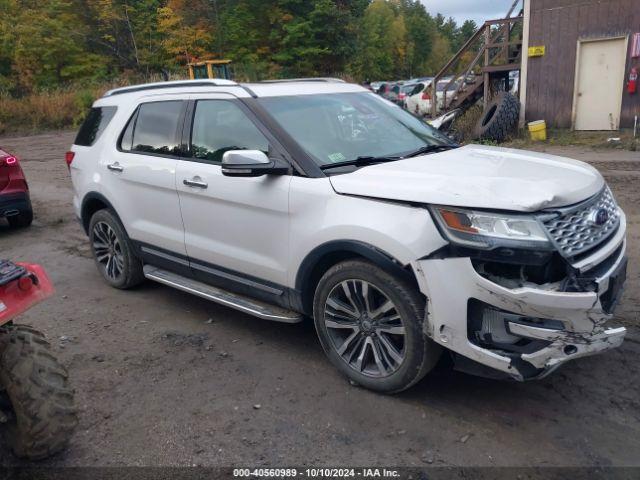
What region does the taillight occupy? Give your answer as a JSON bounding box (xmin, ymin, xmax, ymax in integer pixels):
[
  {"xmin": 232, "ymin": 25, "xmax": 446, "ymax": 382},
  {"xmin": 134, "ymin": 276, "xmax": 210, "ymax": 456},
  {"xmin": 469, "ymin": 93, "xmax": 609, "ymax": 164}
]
[
  {"xmin": 0, "ymin": 155, "xmax": 17, "ymax": 167},
  {"xmin": 421, "ymin": 91, "xmax": 431, "ymax": 100},
  {"xmin": 65, "ymin": 151, "xmax": 75, "ymax": 170}
]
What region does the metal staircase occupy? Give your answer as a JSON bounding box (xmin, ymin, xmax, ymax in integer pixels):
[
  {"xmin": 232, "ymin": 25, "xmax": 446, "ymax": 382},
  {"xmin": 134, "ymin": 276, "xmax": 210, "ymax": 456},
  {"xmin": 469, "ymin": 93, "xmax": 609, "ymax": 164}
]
[{"xmin": 429, "ymin": 0, "xmax": 524, "ymax": 118}]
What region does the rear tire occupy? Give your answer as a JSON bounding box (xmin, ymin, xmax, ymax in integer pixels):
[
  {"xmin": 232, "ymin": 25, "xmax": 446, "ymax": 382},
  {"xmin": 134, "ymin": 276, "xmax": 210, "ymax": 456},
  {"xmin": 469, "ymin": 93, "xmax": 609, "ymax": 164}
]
[
  {"xmin": 89, "ymin": 209, "xmax": 144, "ymax": 289},
  {"xmin": 313, "ymin": 260, "xmax": 441, "ymax": 394},
  {"xmin": 7, "ymin": 209, "xmax": 33, "ymax": 229},
  {"xmin": 0, "ymin": 324, "xmax": 77, "ymax": 460}
]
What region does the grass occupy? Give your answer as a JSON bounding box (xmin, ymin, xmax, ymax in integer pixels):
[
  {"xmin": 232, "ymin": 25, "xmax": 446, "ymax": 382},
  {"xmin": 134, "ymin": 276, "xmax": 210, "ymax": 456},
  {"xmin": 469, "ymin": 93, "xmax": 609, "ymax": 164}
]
[
  {"xmin": 503, "ymin": 128, "xmax": 640, "ymax": 151},
  {"xmin": 0, "ymin": 88, "xmax": 103, "ymax": 136},
  {"xmin": 449, "ymin": 104, "xmax": 483, "ymax": 143},
  {"xmin": 0, "ymin": 74, "xmax": 180, "ymax": 136}
]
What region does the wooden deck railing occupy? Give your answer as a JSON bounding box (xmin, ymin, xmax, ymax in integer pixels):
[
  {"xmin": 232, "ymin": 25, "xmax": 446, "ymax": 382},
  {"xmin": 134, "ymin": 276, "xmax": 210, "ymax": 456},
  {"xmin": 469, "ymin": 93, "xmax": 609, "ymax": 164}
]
[{"xmin": 430, "ymin": 3, "xmax": 524, "ymax": 117}]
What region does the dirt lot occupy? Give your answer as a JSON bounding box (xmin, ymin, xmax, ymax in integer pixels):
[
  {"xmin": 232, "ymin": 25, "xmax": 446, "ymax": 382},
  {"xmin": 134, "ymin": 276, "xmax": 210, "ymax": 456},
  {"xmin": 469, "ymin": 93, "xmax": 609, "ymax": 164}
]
[{"xmin": 0, "ymin": 131, "xmax": 639, "ymax": 467}]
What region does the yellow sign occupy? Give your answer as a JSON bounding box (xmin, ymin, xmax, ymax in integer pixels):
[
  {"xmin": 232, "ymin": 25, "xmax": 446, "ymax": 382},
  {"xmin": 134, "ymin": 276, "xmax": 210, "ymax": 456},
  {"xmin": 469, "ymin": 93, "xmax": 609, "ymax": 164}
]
[{"xmin": 528, "ymin": 46, "xmax": 546, "ymax": 57}]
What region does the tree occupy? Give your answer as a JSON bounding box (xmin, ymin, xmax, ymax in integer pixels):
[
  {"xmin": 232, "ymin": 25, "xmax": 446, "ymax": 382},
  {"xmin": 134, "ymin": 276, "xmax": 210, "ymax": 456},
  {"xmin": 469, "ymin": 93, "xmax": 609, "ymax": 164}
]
[
  {"xmin": 11, "ymin": 0, "xmax": 106, "ymax": 91},
  {"xmin": 402, "ymin": 0, "xmax": 436, "ymax": 77},
  {"xmin": 349, "ymin": 0, "xmax": 396, "ymax": 80},
  {"xmin": 157, "ymin": 0, "xmax": 214, "ymax": 66},
  {"xmin": 0, "ymin": 0, "xmax": 481, "ymax": 92},
  {"xmin": 0, "ymin": 0, "xmax": 19, "ymax": 92},
  {"xmin": 423, "ymin": 32, "xmax": 451, "ymax": 74},
  {"xmin": 438, "ymin": 16, "xmax": 458, "ymax": 47},
  {"xmin": 455, "ymin": 19, "xmax": 478, "ymax": 52}
]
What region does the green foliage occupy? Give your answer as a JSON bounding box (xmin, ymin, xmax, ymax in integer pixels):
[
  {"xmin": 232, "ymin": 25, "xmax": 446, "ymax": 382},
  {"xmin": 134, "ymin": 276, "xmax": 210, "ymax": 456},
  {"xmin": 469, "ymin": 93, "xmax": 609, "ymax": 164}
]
[
  {"xmin": 73, "ymin": 89, "xmax": 98, "ymax": 126},
  {"xmin": 349, "ymin": 0, "xmax": 396, "ymax": 80},
  {"xmin": 0, "ymin": 0, "xmax": 478, "ymax": 95}
]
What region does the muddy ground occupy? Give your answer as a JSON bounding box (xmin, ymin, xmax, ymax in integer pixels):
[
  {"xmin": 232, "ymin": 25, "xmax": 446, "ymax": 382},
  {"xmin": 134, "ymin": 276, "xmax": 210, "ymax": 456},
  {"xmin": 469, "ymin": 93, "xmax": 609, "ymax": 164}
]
[{"xmin": 0, "ymin": 131, "xmax": 639, "ymax": 467}]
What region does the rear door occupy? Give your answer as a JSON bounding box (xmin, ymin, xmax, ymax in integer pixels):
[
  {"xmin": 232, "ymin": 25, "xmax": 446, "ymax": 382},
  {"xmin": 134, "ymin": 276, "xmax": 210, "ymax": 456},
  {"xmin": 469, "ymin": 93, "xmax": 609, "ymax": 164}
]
[
  {"xmin": 176, "ymin": 94, "xmax": 292, "ymax": 296},
  {"xmin": 102, "ymin": 96, "xmax": 188, "ymax": 263}
]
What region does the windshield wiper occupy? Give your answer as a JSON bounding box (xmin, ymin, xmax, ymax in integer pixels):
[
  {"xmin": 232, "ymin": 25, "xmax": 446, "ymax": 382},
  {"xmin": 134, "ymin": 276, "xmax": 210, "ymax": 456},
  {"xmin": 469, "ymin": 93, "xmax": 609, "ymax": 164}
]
[
  {"xmin": 403, "ymin": 144, "xmax": 458, "ymax": 158},
  {"xmin": 320, "ymin": 155, "xmax": 400, "ymax": 170}
]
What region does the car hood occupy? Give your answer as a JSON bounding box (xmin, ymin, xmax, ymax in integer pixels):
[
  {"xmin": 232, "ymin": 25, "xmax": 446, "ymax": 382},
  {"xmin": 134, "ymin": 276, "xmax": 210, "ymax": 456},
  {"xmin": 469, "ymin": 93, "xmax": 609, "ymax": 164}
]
[{"xmin": 329, "ymin": 145, "xmax": 604, "ymax": 212}]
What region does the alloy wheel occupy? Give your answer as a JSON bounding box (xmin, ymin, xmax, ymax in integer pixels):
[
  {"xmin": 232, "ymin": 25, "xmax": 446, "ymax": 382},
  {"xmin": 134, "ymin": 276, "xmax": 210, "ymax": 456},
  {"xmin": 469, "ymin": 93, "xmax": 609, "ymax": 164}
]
[
  {"xmin": 324, "ymin": 279, "xmax": 406, "ymax": 378},
  {"xmin": 92, "ymin": 221, "xmax": 124, "ymax": 281}
]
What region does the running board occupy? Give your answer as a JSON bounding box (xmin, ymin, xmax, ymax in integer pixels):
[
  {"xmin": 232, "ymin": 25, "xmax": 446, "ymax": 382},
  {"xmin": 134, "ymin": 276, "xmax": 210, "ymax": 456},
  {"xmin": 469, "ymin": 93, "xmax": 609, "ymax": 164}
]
[{"xmin": 143, "ymin": 266, "xmax": 303, "ymax": 323}]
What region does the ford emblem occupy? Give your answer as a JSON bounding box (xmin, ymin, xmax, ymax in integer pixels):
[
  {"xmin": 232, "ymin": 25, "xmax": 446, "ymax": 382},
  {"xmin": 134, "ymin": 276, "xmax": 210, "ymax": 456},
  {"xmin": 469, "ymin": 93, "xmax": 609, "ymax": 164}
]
[{"xmin": 588, "ymin": 208, "xmax": 609, "ymax": 226}]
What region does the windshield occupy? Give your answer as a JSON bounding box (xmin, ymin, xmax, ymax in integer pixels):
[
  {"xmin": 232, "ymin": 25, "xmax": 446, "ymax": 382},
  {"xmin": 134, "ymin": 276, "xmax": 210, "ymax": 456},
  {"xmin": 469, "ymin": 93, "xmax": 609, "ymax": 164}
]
[{"xmin": 258, "ymin": 92, "xmax": 454, "ymax": 167}]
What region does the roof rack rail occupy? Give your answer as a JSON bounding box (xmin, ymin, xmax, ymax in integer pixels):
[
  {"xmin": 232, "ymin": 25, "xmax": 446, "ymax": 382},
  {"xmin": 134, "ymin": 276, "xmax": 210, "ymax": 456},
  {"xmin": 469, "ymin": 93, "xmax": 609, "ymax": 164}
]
[
  {"xmin": 104, "ymin": 79, "xmax": 238, "ymax": 97},
  {"xmin": 256, "ymin": 77, "xmax": 346, "ymax": 84}
]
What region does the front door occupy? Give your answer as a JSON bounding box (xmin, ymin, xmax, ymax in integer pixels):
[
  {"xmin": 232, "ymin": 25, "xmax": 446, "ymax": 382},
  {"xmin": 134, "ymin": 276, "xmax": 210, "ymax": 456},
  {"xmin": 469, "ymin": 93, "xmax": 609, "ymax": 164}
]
[
  {"xmin": 176, "ymin": 96, "xmax": 292, "ymax": 298},
  {"xmin": 574, "ymin": 37, "xmax": 627, "ymax": 131}
]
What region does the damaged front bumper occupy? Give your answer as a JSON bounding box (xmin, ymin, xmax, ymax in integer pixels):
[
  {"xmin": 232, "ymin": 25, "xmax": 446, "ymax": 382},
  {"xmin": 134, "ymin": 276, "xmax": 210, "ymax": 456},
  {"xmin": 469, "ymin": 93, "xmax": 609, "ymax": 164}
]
[{"xmin": 412, "ymin": 232, "xmax": 628, "ymax": 381}]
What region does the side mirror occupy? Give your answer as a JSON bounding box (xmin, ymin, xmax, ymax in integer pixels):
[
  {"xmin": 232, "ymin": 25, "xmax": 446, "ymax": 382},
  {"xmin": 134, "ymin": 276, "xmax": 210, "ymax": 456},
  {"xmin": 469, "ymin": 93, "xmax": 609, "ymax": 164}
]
[{"xmin": 221, "ymin": 150, "xmax": 288, "ymax": 178}]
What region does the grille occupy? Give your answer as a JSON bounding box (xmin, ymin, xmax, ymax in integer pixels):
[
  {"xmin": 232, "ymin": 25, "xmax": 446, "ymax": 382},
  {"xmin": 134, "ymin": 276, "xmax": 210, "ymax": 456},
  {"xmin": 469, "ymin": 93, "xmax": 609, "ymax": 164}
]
[{"xmin": 542, "ymin": 188, "xmax": 620, "ymax": 259}]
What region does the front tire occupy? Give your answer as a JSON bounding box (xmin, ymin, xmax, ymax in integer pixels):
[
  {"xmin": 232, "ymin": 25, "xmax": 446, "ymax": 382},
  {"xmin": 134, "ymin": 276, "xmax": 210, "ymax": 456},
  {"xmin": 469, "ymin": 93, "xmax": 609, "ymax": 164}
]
[
  {"xmin": 0, "ymin": 325, "xmax": 78, "ymax": 460},
  {"xmin": 89, "ymin": 209, "xmax": 144, "ymax": 289},
  {"xmin": 313, "ymin": 260, "xmax": 441, "ymax": 394}
]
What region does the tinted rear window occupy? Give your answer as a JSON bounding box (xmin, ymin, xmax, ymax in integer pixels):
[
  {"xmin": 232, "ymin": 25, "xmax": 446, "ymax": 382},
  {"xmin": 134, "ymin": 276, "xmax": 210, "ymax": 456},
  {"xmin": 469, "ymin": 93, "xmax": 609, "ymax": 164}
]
[
  {"xmin": 74, "ymin": 107, "xmax": 117, "ymax": 146},
  {"xmin": 121, "ymin": 101, "xmax": 183, "ymax": 155}
]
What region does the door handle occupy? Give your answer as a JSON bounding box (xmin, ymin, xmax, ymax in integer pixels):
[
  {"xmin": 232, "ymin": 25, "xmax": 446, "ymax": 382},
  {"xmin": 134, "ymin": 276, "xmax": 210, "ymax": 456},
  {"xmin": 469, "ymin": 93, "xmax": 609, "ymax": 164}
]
[
  {"xmin": 183, "ymin": 178, "xmax": 208, "ymax": 189},
  {"xmin": 107, "ymin": 162, "xmax": 124, "ymax": 172}
]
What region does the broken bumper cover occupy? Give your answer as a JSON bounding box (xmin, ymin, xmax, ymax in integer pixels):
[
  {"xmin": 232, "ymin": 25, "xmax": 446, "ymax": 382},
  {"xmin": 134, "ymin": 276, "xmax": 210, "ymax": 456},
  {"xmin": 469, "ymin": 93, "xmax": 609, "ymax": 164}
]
[{"xmin": 412, "ymin": 238, "xmax": 628, "ymax": 381}]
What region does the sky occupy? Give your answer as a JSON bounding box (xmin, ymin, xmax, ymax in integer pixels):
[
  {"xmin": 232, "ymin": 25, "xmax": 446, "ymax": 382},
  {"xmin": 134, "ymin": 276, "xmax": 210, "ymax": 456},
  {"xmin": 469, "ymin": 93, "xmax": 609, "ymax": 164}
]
[{"xmin": 420, "ymin": 0, "xmax": 520, "ymax": 27}]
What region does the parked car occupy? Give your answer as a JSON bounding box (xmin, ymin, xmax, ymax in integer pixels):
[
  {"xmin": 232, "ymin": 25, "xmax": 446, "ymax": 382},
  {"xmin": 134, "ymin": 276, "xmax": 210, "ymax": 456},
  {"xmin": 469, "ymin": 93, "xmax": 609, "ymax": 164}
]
[
  {"xmin": 381, "ymin": 81, "xmax": 405, "ymax": 102},
  {"xmin": 409, "ymin": 76, "xmax": 434, "ymax": 84},
  {"xmin": 405, "ymin": 78, "xmax": 461, "ymax": 117},
  {"xmin": 369, "ymin": 81, "xmax": 384, "ymax": 93},
  {"xmin": 386, "ymin": 83, "xmax": 402, "ymax": 104},
  {"xmin": 0, "ymin": 148, "xmax": 33, "ymax": 228},
  {"xmin": 397, "ymin": 83, "xmax": 418, "ymax": 107},
  {"xmin": 374, "ymin": 82, "xmax": 390, "ymax": 96},
  {"xmin": 405, "ymin": 79, "xmax": 432, "ymax": 116},
  {"xmin": 68, "ymin": 79, "xmax": 628, "ymax": 393}
]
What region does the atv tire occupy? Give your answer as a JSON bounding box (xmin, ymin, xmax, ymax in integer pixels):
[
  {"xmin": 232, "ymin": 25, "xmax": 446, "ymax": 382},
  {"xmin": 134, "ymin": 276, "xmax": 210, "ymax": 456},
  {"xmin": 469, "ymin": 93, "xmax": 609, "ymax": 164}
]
[
  {"xmin": 0, "ymin": 324, "xmax": 77, "ymax": 460},
  {"xmin": 475, "ymin": 92, "xmax": 520, "ymax": 143}
]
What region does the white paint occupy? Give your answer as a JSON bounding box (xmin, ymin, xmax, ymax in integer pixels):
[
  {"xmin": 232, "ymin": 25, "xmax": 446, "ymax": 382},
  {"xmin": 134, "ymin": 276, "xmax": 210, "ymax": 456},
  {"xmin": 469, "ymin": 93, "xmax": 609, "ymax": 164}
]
[
  {"xmin": 330, "ymin": 144, "xmax": 604, "ymax": 212},
  {"xmin": 71, "ymin": 79, "xmax": 628, "ymax": 381}
]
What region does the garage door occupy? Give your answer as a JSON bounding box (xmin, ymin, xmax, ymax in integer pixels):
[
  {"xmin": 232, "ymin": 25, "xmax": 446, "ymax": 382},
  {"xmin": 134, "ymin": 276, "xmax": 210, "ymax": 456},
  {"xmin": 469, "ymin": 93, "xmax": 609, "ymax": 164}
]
[{"xmin": 573, "ymin": 37, "xmax": 627, "ymax": 131}]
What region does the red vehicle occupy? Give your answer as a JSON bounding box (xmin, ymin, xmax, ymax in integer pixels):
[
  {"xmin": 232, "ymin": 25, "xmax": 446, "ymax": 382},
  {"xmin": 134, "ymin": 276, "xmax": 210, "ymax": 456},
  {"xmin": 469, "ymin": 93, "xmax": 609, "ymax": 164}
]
[
  {"xmin": 0, "ymin": 148, "xmax": 33, "ymax": 228},
  {"xmin": 0, "ymin": 260, "xmax": 77, "ymax": 459}
]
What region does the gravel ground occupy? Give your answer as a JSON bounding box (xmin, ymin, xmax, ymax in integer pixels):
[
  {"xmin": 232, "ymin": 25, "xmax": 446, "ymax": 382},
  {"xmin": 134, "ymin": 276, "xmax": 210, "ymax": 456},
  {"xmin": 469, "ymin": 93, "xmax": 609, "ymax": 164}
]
[{"xmin": 0, "ymin": 131, "xmax": 639, "ymax": 467}]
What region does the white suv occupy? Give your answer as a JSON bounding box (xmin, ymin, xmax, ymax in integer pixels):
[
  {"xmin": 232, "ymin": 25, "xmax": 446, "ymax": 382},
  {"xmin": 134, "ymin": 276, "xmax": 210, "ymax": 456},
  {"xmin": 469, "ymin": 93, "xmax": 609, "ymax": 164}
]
[{"xmin": 68, "ymin": 79, "xmax": 628, "ymax": 393}]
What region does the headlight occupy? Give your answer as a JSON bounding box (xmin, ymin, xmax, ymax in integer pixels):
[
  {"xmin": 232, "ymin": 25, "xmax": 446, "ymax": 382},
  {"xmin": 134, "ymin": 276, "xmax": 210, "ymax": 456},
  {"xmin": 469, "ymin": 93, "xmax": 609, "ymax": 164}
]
[{"xmin": 430, "ymin": 206, "xmax": 553, "ymax": 250}]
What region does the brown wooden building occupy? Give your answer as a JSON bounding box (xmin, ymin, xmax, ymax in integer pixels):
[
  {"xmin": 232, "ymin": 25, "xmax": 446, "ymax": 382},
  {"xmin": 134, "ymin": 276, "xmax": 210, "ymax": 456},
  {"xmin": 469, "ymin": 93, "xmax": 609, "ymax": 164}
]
[{"xmin": 520, "ymin": 0, "xmax": 640, "ymax": 130}]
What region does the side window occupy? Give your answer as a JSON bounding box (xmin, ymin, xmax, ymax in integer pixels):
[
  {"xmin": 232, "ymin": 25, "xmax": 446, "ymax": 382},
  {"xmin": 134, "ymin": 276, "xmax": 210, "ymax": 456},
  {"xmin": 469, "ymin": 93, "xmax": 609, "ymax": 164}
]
[
  {"xmin": 120, "ymin": 110, "xmax": 137, "ymax": 151},
  {"xmin": 74, "ymin": 106, "xmax": 117, "ymax": 146},
  {"xmin": 190, "ymin": 100, "xmax": 269, "ymax": 163},
  {"xmin": 120, "ymin": 101, "xmax": 183, "ymax": 155}
]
